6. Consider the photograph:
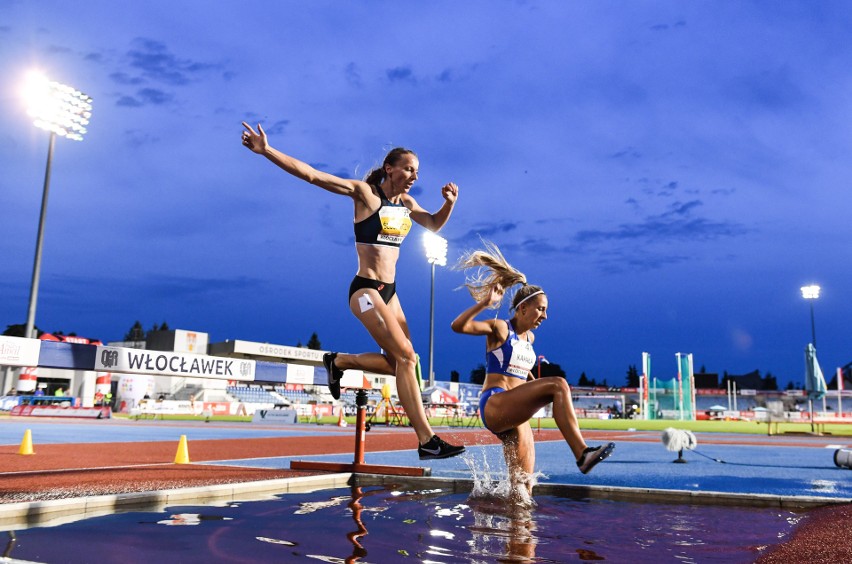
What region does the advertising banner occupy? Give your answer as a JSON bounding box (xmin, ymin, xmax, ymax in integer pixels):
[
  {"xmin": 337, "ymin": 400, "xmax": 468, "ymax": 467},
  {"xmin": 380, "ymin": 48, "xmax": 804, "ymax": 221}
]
[
  {"xmin": 117, "ymin": 374, "xmax": 155, "ymax": 406},
  {"xmin": 228, "ymin": 340, "xmax": 324, "ymax": 363},
  {"xmin": 0, "ymin": 336, "xmax": 40, "ymax": 367},
  {"xmin": 285, "ymin": 363, "xmax": 315, "ymax": 385},
  {"xmin": 174, "ymin": 330, "xmax": 208, "ymax": 354},
  {"xmin": 95, "ymin": 345, "xmax": 255, "ymax": 381}
]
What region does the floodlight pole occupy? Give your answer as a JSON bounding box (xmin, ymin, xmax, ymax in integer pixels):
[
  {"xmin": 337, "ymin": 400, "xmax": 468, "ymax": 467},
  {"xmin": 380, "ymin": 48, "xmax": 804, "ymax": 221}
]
[
  {"xmin": 800, "ymin": 284, "xmax": 820, "ymax": 349},
  {"xmin": 24, "ymin": 132, "xmax": 56, "ymax": 339},
  {"xmin": 808, "ymin": 300, "xmax": 817, "ymax": 350},
  {"xmin": 428, "ymin": 260, "xmax": 436, "ymax": 388},
  {"xmin": 423, "ymin": 232, "xmax": 448, "ymax": 389},
  {"xmin": 801, "ymin": 284, "xmax": 821, "ymax": 431},
  {"xmin": 21, "ymin": 72, "xmax": 92, "ymax": 340}
]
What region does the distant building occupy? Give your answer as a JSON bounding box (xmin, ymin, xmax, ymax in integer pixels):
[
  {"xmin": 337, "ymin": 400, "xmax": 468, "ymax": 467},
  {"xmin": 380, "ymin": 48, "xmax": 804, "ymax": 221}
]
[
  {"xmin": 693, "ymin": 372, "xmax": 719, "ymax": 389},
  {"xmin": 721, "ymin": 370, "xmax": 764, "ymax": 391}
]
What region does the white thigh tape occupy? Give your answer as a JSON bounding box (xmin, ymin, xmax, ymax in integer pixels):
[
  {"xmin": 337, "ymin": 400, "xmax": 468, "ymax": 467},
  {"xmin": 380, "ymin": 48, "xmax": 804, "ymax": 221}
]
[{"xmin": 358, "ymin": 293, "xmax": 374, "ymax": 313}]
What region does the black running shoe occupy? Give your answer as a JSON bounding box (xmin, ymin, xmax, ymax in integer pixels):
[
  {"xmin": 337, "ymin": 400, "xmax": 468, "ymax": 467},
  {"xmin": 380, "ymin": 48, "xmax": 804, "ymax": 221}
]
[
  {"xmin": 323, "ymin": 352, "xmax": 343, "ymax": 400},
  {"xmin": 577, "ymin": 442, "xmax": 615, "ymax": 474},
  {"xmin": 418, "ymin": 435, "xmax": 465, "ymax": 460}
]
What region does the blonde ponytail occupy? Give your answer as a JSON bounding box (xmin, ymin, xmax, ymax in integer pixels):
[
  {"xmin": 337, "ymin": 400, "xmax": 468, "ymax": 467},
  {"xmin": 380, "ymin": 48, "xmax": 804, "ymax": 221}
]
[{"xmin": 455, "ymin": 239, "xmax": 529, "ymax": 309}]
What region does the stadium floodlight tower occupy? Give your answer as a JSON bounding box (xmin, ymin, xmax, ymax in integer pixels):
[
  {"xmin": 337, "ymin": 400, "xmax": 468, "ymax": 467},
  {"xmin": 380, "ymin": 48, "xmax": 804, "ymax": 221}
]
[
  {"xmin": 22, "ymin": 71, "xmax": 93, "ymax": 339},
  {"xmin": 800, "ymin": 284, "xmax": 820, "ymax": 349},
  {"xmin": 423, "ymin": 231, "xmax": 448, "ymax": 388}
]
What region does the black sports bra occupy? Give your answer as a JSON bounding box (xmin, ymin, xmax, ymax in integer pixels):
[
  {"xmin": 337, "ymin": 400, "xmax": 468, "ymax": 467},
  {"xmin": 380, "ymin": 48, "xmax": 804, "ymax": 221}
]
[{"xmin": 354, "ymin": 186, "xmax": 412, "ymax": 248}]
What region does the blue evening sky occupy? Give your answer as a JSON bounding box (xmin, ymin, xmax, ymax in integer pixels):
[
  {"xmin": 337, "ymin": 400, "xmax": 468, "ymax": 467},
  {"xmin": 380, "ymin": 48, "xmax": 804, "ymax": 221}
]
[{"xmin": 1, "ymin": 1, "xmax": 850, "ymax": 388}]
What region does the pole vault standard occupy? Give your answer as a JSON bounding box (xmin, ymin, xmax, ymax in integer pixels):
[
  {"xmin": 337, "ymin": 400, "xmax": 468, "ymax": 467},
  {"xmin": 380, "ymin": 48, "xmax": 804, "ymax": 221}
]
[{"xmin": 4, "ymin": 336, "xmax": 429, "ymax": 477}]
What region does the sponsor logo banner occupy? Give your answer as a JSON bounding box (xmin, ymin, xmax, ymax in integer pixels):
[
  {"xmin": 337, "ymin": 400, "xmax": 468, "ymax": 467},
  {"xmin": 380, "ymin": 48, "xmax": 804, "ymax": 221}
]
[
  {"xmin": 286, "ymin": 363, "xmax": 315, "ymax": 385},
  {"xmin": 0, "ymin": 336, "xmax": 40, "ymax": 367},
  {"xmin": 233, "ymin": 340, "xmax": 325, "ymax": 362},
  {"xmin": 95, "ymin": 346, "xmax": 255, "ymax": 381},
  {"xmin": 252, "ymin": 408, "xmax": 298, "ymax": 423},
  {"xmin": 202, "ymin": 402, "xmax": 232, "ymax": 415},
  {"xmin": 11, "ymin": 405, "xmax": 108, "ymax": 418}
]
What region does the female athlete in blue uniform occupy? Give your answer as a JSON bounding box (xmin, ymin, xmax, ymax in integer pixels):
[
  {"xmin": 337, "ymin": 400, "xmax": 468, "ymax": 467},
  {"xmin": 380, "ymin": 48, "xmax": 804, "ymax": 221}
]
[
  {"xmin": 241, "ymin": 122, "xmax": 464, "ymax": 460},
  {"xmin": 452, "ymin": 241, "xmax": 614, "ymax": 496}
]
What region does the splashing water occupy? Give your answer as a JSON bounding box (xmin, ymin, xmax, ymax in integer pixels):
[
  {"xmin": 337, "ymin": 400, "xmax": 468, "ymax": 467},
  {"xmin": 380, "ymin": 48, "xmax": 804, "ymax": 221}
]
[{"xmin": 461, "ymin": 449, "xmax": 546, "ymax": 507}]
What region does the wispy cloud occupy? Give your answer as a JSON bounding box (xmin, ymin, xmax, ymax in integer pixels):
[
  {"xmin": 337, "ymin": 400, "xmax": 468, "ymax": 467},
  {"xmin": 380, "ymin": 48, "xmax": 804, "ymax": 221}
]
[
  {"xmin": 649, "ymin": 20, "xmax": 687, "ymax": 32},
  {"xmin": 458, "ymin": 199, "xmax": 749, "ymax": 274},
  {"xmin": 345, "ymin": 62, "xmax": 362, "ymax": 87},
  {"xmin": 264, "ymin": 120, "xmax": 290, "ymax": 136},
  {"xmin": 116, "ymin": 95, "xmax": 142, "ymax": 108},
  {"xmin": 126, "ymin": 37, "xmax": 220, "ymax": 85},
  {"xmin": 452, "ymin": 222, "xmax": 520, "ymax": 246},
  {"xmin": 84, "ymin": 51, "xmax": 105, "ymax": 63},
  {"xmin": 108, "ymin": 37, "xmax": 223, "ymax": 107},
  {"xmin": 386, "ymin": 66, "xmax": 416, "ymax": 84},
  {"xmin": 110, "ymin": 72, "xmax": 145, "ymax": 86},
  {"xmin": 435, "ymin": 63, "xmax": 479, "ymax": 84},
  {"xmin": 124, "ymin": 129, "xmax": 161, "ymax": 148},
  {"xmin": 610, "ymin": 146, "xmax": 642, "ymax": 160},
  {"xmin": 437, "ymin": 68, "xmax": 455, "ymax": 83},
  {"xmin": 593, "ymin": 248, "xmax": 691, "ymax": 274},
  {"xmin": 575, "ymin": 200, "xmax": 747, "ymax": 244},
  {"xmin": 116, "ymin": 87, "xmax": 173, "ymax": 107}
]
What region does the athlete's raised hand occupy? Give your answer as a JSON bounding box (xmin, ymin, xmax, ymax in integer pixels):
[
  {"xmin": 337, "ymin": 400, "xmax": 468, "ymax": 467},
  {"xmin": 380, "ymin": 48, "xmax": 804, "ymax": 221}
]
[
  {"xmin": 241, "ymin": 122, "xmax": 268, "ymax": 154},
  {"xmin": 485, "ymin": 284, "xmax": 504, "ymax": 308},
  {"xmin": 441, "ymin": 182, "xmax": 459, "ymax": 204}
]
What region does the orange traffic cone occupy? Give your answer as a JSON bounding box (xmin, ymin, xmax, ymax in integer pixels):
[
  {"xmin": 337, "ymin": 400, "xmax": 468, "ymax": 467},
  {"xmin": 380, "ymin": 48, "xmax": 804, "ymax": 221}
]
[
  {"xmin": 174, "ymin": 434, "xmax": 190, "ymax": 464},
  {"xmin": 337, "ymin": 407, "xmax": 348, "ymax": 428},
  {"xmin": 18, "ymin": 429, "xmax": 34, "ymax": 455}
]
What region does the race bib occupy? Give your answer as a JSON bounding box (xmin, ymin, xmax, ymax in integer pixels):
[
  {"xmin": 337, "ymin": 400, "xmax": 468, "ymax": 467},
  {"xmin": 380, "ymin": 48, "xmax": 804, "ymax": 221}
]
[
  {"xmin": 506, "ymin": 340, "xmax": 536, "ymax": 378},
  {"xmin": 377, "ymin": 206, "xmax": 412, "ymax": 245}
]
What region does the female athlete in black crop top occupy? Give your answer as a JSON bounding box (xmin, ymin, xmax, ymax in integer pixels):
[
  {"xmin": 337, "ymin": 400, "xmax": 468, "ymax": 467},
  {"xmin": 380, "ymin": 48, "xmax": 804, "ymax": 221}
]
[
  {"xmin": 241, "ymin": 122, "xmax": 464, "ymax": 460},
  {"xmin": 353, "ymin": 186, "xmax": 412, "ymax": 249}
]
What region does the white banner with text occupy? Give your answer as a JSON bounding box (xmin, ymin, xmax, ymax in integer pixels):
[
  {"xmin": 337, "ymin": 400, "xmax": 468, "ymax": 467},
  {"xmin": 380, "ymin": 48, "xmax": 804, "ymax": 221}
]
[{"xmin": 95, "ymin": 346, "xmax": 255, "ymax": 381}]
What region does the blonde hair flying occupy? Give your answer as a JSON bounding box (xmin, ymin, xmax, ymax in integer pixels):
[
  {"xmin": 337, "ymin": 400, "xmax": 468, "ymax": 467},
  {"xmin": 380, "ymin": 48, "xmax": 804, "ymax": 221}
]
[{"xmin": 455, "ymin": 239, "xmax": 544, "ymax": 310}]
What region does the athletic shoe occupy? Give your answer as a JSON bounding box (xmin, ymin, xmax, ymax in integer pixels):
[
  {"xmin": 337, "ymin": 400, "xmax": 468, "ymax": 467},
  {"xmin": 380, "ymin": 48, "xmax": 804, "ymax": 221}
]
[
  {"xmin": 418, "ymin": 435, "xmax": 465, "ymax": 460},
  {"xmin": 323, "ymin": 352, "xmax": 343, "ymax": 400},
  {"xmin": 577, "ymin": 442, "xmax": 615, "ymax": 474}
]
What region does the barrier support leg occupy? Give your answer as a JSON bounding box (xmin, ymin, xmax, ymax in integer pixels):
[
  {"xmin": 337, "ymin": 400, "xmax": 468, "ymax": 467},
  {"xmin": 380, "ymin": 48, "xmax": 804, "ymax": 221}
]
[{"xmin": 290, "ymin": 389, "xmax": 430, "ymax": 477}]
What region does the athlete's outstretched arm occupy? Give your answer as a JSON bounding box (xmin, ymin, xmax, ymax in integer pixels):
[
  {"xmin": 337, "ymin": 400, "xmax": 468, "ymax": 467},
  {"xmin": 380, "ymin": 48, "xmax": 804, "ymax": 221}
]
[
  {"xmin": 405, "ymin": 182, "xmax": 458, "ymax": 232},
  {"xmin": 241, "ymin": 122, "xmax": 366, "ymax": 198}
]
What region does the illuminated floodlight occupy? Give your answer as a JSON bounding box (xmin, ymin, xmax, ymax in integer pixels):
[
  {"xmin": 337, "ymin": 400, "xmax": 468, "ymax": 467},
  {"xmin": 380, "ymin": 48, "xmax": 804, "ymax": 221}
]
[
  {"xmin": 423, "ymin": 231, "xmax": 448, "ymax": 266},
  {"xmin": 800, "ymin": 284, "xmax": 821, "ymax": 349},
  {"xmin": 23, "ymin": 71, "xmax": 93, "ymax": 141},
  {"xmin": 800, "ymin": 285, "xmax": 820, "ymax": 300}
]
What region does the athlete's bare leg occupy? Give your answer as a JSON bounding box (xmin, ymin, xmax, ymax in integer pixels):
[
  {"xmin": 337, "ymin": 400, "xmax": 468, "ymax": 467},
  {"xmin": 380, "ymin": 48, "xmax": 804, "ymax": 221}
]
[
  {"xmin": 501, "ymin": 422, "xmax": 536, "ymax": 497},
  {"xmin": 339, "ymin": 288, "xmax": 434, "ymax": 444},
  {"xmin": 484, "ymin": 378, "xmax": 587, "ymax": 459}
]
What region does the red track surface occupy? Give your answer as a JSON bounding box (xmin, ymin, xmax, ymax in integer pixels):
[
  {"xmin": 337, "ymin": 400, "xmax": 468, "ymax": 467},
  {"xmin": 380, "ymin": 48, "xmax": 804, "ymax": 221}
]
[
  {"xmin": 0, "ymin": 428, "xmax": 491, "ymax": 502},
  {"xmin": 0, "ymin": 426, "xmax": 849, "ymax": 561}
]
